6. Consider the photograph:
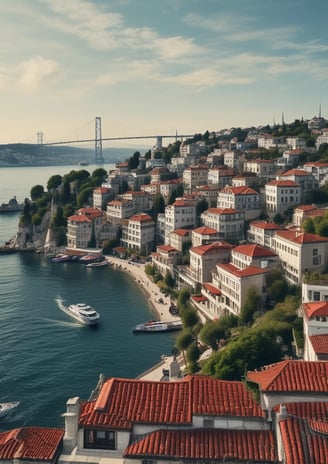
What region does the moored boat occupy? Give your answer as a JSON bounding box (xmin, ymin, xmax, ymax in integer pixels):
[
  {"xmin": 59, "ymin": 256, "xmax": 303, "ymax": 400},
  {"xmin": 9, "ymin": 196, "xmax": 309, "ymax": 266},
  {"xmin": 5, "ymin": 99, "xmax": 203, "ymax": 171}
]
[
  {"xmin": 52, "ymin": 253, "xmax": 72, "ymax": 263},
  {"xmin": 61, "ymin": 303, "xmax": 100, "ymax": 325},
  {"xmin": 132, "ymin": 320, "xmax": 183, "ymax": 333},
  {"xmin": 79, "ymin": 254, "xmax": 104, "ymax": 264},
  {"xmin": 0, "ymin": 401, "xmax": 20, "ymax": 418},
  {"xmin": 86, "ymin": 261, "xmax": 108, "ymax": 268}
]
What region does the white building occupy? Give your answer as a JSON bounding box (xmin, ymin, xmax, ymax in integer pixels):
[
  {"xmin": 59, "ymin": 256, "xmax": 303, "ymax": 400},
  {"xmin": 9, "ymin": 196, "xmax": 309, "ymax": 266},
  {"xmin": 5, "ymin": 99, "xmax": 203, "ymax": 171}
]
[
  {"xmin": 151, "ymin": 245, "xmax": 180, "ymax": 278},
  {"xmin": 121, "ymin": 213, "xmax": 155, "ymax": 254},
  {"xmin": 273, "ymin": 229, "xmax": 328, "ymax": 285},
  {"xmin": 247, "ymin": 220, "xmax": 282, "ymax": 248},
  {"xmin": 201, "ymin": 207, "xmax": 245, "ymax": 240},
  {"xmin": 243, "ymin": 159, "xmax": 275, "ymax": 182},
  {"xmin": 119, "ymin": 191, "xmax": 153, "ymax": 214},
  {"xmin": 264, "ymin": 180, "xmax": 301, "ymax": 215},
  {"xmin": 66, "ymin": 208, "xmax": 104, "ymax": 249},
  {"xmin": 191, "ymin": 226, "xmax": 220, "ymax": 247},
  {"xmin": 217, "ymin": 186, "xmax": 262, "ymax": 221},
  {"xmin": 303, "ymin": 161, "xmax": 328, "ymax": 185},
  {"xmin": 183, "ymin": 165, "xmax": 208, "ymax": 190},
  {"xmin": 207, "ymin": 166, "xmax": 234, "ymax": 188},
  {"xmin": 93, "ymin": 187, "xmax": 112, "ymax": 210},
  {"xmin": 164, "ymin": 199, "xmax": 197, "ymax": 245},
  {"xmin": 106, "ymin": 199, "xmax": 135, "ymax": 224},
  {"xmin": 302, "ymin": 301, "xmax": 328, "ymax": 361},
  {"xmin": 231, "ymin": 244, "xmax": 279, "ymax": 270}
]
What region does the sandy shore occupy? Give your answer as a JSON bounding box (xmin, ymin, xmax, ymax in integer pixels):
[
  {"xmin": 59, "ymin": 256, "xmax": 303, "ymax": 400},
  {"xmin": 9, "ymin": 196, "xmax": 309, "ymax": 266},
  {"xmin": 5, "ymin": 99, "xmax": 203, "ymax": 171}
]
[{"xmin": 105, "ymin": 256, "xmax": 179, "ymax": 322}]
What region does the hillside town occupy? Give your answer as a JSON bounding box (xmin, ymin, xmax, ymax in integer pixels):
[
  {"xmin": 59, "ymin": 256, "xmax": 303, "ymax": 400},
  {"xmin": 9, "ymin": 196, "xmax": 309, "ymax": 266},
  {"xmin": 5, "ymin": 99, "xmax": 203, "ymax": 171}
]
[{"xmin": 3, "ymin": 116, "xmax": 328, "ymax": 464}]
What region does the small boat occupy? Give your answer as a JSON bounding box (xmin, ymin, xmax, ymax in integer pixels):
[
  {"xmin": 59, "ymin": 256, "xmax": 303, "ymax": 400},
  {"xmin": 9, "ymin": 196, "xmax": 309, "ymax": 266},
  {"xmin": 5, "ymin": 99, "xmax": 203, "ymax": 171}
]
[
  {"xmin": 79, "ymin": 161, "xmax": 89, "ymax": 166},
  {"xmin": 52, "ymin": 253, "xmax": 72, "ymax": 263},
  {"xmin": 132, "ymin": 320, "xmax": 183, "ymax": 333},
  {"xmin": 0, "ymin": 197, "xmax": 24, "ymax": 213},
  {"xmin": 80, "ymin": 254, "xmax": 104, "ymax": 264},
  {"xmin": 0, "ymin": 401, "xmax": 20, "ymax": 418},
  {"xmin": 61, "ymin": 303, "xmax": 100, "ymax": 325},
  {"xmin": 86, "ymin": 261, "xmax": 108, "ymax": 269}
]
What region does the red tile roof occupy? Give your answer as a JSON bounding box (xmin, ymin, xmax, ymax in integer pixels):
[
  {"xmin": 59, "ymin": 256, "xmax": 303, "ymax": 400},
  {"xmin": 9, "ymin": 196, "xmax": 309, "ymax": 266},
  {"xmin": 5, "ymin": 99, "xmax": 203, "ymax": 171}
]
[
  {"xmin": 247, "ymin": 360, "xmax": 328, "ymax": 392},
  {"xmin": 266, "ymin": 180, "xmax": 300, "ymax": 187},
  {"xmin": 193, "ymin": 226, "xmax": 218, "ymax": 235},
  {"xmin": 191, "ymin": 241, "xmax": 232, "ymax": 256},
  {"xmin": 295, "ymin": 204, "xmax": 317, "ymax": 211},
  {"xmin": 221, "ymin": 186, "xmax": 259, "ymax": 195},
  {"xmin": 281, "ymin": 169, "xmax": 311, "ymax": 176},
  {"xmin": 191, "ymin": 295, "xmax": 208, "ymax": 303},
  {"xmin": 129, "ymin": 213, "xmax": 153, "ymax": 222},
  {"xmin": 280, "ymin": 400, "xmax": 328, "ymax": 420},
  {"xmin": 68, "ymin": 214, "xmax": 91, "ymax": 223},
  {"xmin": 303, "ymin": 301, "xmax": 328, "ymax": 319},
  {"xmin": 275, "ymin": 229, "xmax": 328, "ymax": 244},
  {"xmin": 232, "ymin": 244, "xmax": 277, "ymax": 258},
  {"xmin": 172, "ymin": 228, "xmax": 191, "ymax": 237},
  {"xmin": 217, "ymin": 262, "xmax": 267, "ymax": 277},
  {"xmin": 309, "ymin": 334, "xmax": 328, "ymax": 354},
  {"xmin": 207, "ymin": 207, "xmax": 242, "ymax": 215},
  {"xmin": 124, "ymin": 428, "xmax": 276, "ymax": 462},
  {"xmin": 0, "ymin": 427, "xmax": 64, "ymax": 460},
  {"xmin": 157, "ymin": 245, "xmax": 179, "ymax": 253},
  {"xmin": 279, "ymin": 416, "xmax": 328, "ymax": 464},
  {"xmin": 203, "ymin": 282, "xmax": 222, "ymax": 295},
  {"xmin": 79, "ymin": 375, "xmax": 265, "ymax": 429},
  {"xmin": 250, "ymin": 221, "xmax": 281, "ymax": 230},
  {"xmin": 304, "ymin": 161, "xmax": 328, "ymax": 167}
]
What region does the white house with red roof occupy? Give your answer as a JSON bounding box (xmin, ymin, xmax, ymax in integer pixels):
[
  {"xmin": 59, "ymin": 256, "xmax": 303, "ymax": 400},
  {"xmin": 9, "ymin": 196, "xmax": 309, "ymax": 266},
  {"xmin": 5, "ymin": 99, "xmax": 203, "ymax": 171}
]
[
  {"xmin": 302, "ymin": 302, "xmax": 328, "ymax": 361},
  {"xmin": 211, "ymin": 262, "xmax": 268, "ymax": 316},
  {"xmin": 106, "ymin": 199, "xmax": 134, "ymax": 224},
  {"xmin": 243, "ymin": 159, "xmax": 275, "ymax": 182},
  {"xmin": 66, "ymin": 208, "xmax": 104, "ymax": 249},
  {"xmin": 182, "ymin": 165, "xmax": 208, "ymax": 190},
  {"xmin": 120, "ymin": 213, "xmax": 155, "ymax": 255},
  {"xmin": 62, "ymin": 375, "xmax": 274, "ymax": 462},
  {"xmin": 119, "ymin": 191, "xmax": 153, "ymax": 214},
  {"xmin": 192, "ymin": 184, "xmax": 219, "ymax": 205},
  {"xmin": 273, "ymin": 229, "xmax": 328, "ymax": 284},
  {"xmin": 191, "ymin": 226, "xmax": 220, "ymax": 247},
  {"xmin": 246, "ymin": 360, "xmax": 328, "ymax": 419},
  {"xmin": 292, "ymin": 204, "xmax": 328, "ymax": 227},
  {"xmin": 303, "ymin": 160, "xmax": 328, "ymax": 185},
  {"xmin": 265, "ymin": 180, "xmax": 301, "ymax": 216},
  {"xmin": 169, "ymin": 228, "xmax": 192, "ymax": 252},
  {"xmin": 201, "ymin": 207, "xmax": 245, "ymax": 240},
  {"xmin": 231, "ymin": 244, "xmax": 278, "ymax": 270},
  {"xmin": 278, "ymin": 168, "xmax": 318, "ymax": 202},
  {"xmin": 207, "ymin": 166, "xmax": 235, "ymax": 188},
  {"xmin": 93, "ymin": 187, "xmax": 113, "ymax": 210},
  {"xmin": 223, "ymin": 149, "xmax": 243, "ymax": 170},
  {"xmin": 151, "ymin": 245, "xmax": 180, "ymax": 278},
  {"xmin": 164, "ymin": 199, "xmax": 197, "ymax": 245},
  {"xmin": 217, "ymin": 186, "xmax": 262, "ymax": 221},
  {"xmin": 247, "ymin": 220, "xmax": 282, "ymax": 248}
]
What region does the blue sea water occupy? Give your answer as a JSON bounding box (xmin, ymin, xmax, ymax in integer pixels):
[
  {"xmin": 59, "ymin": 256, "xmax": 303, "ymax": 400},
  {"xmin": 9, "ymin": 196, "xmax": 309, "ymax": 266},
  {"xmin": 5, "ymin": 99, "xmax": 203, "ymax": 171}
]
[{"xmin": 0, "ymin": 163, "xmax": 175, "ymax": 430}]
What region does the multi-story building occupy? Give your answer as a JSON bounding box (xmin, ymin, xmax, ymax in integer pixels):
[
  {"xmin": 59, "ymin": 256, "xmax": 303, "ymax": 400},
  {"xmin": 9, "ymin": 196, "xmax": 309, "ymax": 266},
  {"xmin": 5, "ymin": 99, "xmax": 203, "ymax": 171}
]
[
  {"xmin": 121, "ymin": 213, "xmax": 155, "ymax": 254},
  {"xmin": 273, "ymin": 229, "xmax": 328, "ymax": 284},
  {"xmin": 231, "ymin": 244, "xmax": 278, "ymax": 270},
  {"xmin": 292, "ymin": 204, "xmax": 328, "ymax": 227},
  {"xmin": 278, "ymin": 169, "xmax": 318, "ymax": 202},
  {"xmin": 217, "ymin": 186, "xmax": 262, "ymax": 221},
  {"xmin": 66, "ymin": 208, "xmax": 104, "ymax": 249},
  {"xmin": 264, "ymin": 180, "xmax": 301, "ymax": 216},
  {"xmin": 164, "ymin": 199, "xmax": 197, "ymax": 245},
  {"xmin": 207, "ymin": 166, "xmax": 234, "ymax": 189},
  {"xmin": 286, "ymin": 136, "xmax": 307, "ymax": 150},
  {"xmin": 192, "ymin": 185, "xmax": 219, "ymax": 206},
  {"xmin": 243, "ymin": 159, "xmax": 275, "ymax": 182},
  {"xmin": 302, "ymin": 301, "xmax": 328, "ymax": 361},
  {"xmin": 182, "ymin": 165, "xmax": 208, "ymax": 190},
  {"xmin": 119, "ymin": 191, "xmax": 153, "ymax": 214},
  {"xmin": 247, "ymin": 220, "xmax": 282, "ymax": 248},
  {"xmin": 223, "ymin": 150, "xmax": 243, "ymax": 169},
  {"xmin": 257, "ymin": 134, "xmax": 286, "ymax": 149},
  {"xmin": 201, "ymin": 207, "xmax": 245, "ymax": 240},
  {"xmin": 106, "ymin": 199, "xmax": 134, "ymax": 224},
  {"xmin": 170, "ymin": 228, "xmax": 192, "ymax": 252},
  {"xmin": 303, "ymin": 160, "xmax": 328, "ymax": 185},
  {"xmin": 191, "ymin": 226, "xmax": 220, "ymax": 247},
  {"xmin": 93, "ymin": 187, "xmax": 113, "ymax": 210},
  {"xmin": 211, "ymin": 262, "xmax": 267, "ymax": 316},
  {"xmin": 151, "ymin": 245, "xmax": 180, "ymax": 278}
]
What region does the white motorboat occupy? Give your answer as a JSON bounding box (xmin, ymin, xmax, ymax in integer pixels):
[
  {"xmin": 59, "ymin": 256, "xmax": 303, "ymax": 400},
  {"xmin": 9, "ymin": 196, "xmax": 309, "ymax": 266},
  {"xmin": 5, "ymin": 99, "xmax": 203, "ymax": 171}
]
[
  {"xmin": 132, "ymin": 320, "xmax": 182, "ymax": 333},
  {"xmin": 0, "ymin": 401, "xmax": 20, "ymax": 418},
  {"xmin": 62, "ymin": 303, "xmax": 100, "ymax": 325}
]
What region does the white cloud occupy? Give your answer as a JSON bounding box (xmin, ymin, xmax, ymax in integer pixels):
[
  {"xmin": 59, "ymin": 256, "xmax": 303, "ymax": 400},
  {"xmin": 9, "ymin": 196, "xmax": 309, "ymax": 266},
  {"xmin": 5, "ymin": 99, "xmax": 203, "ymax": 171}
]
[{"xmin": 18, "ymin": 56, "xmax": 60, "ymax": 92}]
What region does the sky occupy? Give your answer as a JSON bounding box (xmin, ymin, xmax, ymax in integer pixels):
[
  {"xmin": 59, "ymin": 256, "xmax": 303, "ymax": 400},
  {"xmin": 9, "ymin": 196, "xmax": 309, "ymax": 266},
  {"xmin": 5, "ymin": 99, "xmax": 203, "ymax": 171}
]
[{"xmin": 0, "ymin": 0, "xmax": 328, "ymax": 147}]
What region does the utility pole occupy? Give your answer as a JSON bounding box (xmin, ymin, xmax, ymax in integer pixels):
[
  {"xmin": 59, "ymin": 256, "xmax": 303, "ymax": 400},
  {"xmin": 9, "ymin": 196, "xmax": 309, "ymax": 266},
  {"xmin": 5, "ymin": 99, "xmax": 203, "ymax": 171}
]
[{"xmin": 95, "ymin": 116, "xmax": 104, "ymax": 164}]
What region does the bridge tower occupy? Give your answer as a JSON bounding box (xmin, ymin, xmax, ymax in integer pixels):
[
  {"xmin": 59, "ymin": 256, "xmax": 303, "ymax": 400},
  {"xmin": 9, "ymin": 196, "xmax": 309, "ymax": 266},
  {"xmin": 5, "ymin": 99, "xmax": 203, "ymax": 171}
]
[
  {"xmin": 37, "ymin": 131, "xmax": 44, "ymax": 145},
  {"xmin": 95, "ymin": 116, "xmax": 104, "ymax": 164}
]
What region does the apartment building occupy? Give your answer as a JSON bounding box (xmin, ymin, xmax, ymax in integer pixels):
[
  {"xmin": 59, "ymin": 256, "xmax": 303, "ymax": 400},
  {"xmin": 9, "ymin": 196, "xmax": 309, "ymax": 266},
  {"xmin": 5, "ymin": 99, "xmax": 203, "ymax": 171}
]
[
  {"xmin": 93, "ymin": 187, "xmax": 113, "ymax": 210},
  {"xmin": 164, "ymin": 199, "xmax": 197, "ymax": 244},
  {"xmin": 119, "ymin": 191, "xmax": 153, "ymax": 214},
  {"xmin": 207, "ymin": 166, "xmax": 234, "ymax": 188},
  {"xmin": 303, "ymin": 160, "xmax": 328, "ymax": 185},
  {"xmin": 191, "ymin": 226, "xmax": 220, "ymax": 247},
  {"xmin": 151, "ymin": 244, "xmax": 180, "ymax": 278},
  {"xmin": 273, "ymin": 229, "xmax": 328, "ymax": 284},
  {"xmin": 106, "ymin": 199, "xmax": 134, "ymax": 224},
  {"xmin": 170, "ymin": 228, "xmax": 192, "ymax": 252},
  {"xmin": 302, "ymin": 301, "xmax": 328, "ymax": 361},
  {"xmin": 121, "ymin": 213, "xmax": 155, "ymax": 254},
  {"xmin": 201, "ymin": 207, "xmax": 245, "ymax": 240},
  {"xmin": 217, "ymin": 186, "xmax": 262, "ymax": 221},
  {"xmin": 247, "ymin": 220, "xmax": 282, "ymax": 248},
  {"xmin": 264, "ymin": 180, "xmax": 301, "ymax": 215},
  {"xmin": 243, "ymin": 159, "xmax": 275, "ymax": 182},
  {"xmin": 231, "ymin": 244, "xmax": 278, "ymax": 270},
  {"xmin": 66, "ymin": 208, "xmax": 104, "ymax": 249},
  {"xmin": 182, "ymin": 165, "xmax": 208, "ymax": 190}
]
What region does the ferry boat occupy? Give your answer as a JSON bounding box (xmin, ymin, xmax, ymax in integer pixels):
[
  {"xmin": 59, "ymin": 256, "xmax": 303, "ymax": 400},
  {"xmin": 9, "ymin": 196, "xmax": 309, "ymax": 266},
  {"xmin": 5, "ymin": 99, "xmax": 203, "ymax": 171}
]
[
  {"xmin": 62, "ymin": 303, "xmax": 100, "ymax": 325},
  {"xmin": 132, "ymin": 320, "xmax": 183, "ymax": 333}
]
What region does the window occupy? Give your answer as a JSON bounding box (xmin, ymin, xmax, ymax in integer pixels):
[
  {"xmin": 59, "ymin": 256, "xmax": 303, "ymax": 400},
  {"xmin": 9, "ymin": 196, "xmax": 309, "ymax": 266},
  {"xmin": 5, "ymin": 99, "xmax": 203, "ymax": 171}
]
[
  {"xmin": 203, "ymin": 418, "xmax": 214, "ymax": 428},
  {"xmin": 84, "ymin": 429, "xmax": 116, "ymax": 450},
  {"xmin": 314, "ymin": 292, "xmax": 320, "ymax": 301}
]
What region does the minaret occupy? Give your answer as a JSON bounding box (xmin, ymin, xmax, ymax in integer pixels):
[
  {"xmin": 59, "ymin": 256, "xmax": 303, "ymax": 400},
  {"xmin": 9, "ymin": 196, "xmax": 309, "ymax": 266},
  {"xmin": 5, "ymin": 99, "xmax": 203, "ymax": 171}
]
[
  {"xmin": 319, "ymin": 104, "xmax": 322, "ymax": 118},
  {"xmin": 282, "ymin": 112, "xmax": 285, "ymax": 125}
]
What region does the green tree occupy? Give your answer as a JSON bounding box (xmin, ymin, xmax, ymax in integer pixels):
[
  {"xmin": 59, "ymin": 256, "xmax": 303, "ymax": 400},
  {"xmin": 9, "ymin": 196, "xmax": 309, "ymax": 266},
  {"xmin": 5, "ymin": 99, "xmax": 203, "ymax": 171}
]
[
  {"xmin": 30, "ymin": 184, "xmax": 44, "ymax": 201},
  {"xmin": 196, "ymin": 198, "xmax": 208, "ymax": 217},
  {"xmin": 47, "ymin": 175, "xmax": 62, "ymax": 191},
  {"xmin": 127, "ymin": 151, "xmax": 140, "ymax": 170},
  {"xmin": 175, "ymin": 329, "xmax": 194, "ymax": 364},
  {"xmin": 186, "ymin": 342, "xmax": 201, "ymax": 368},
  {"xmin": 301, "ymin": 217, "xmax": 315, "ymax": 233},
  {"xmin": 240, "ymin": 286, "xmax": 262, "ymax": 324},
  {"xmin": 268, "ymin": 279, "xmax": 289, "ymax": 303},
  {"xmin": 180, "ymin": 308, "xmax": 199, "ymax": 329},
  {"xmin": 77, "ymin": 187, "xmax": 93, "ymax": 208},
  {"xmin": 164, "ymin": 270, "xmax": 175, "ymax": 288},
  {"xmin": 52, "ymin": 206, "xmax": 66, "ymax": 228}
]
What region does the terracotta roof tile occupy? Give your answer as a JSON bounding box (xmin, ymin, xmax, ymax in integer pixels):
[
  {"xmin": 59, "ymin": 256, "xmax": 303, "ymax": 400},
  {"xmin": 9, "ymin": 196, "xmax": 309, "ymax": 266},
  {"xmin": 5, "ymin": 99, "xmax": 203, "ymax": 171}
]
[
  {"xmin": 203, "ymin": 282, "xmax": 221, "ymax": 295},
  {"xmin": 232, "ymin": 244, "xmax": 277, "ymax": 258},
  {"xmin": 193, "ymin": 226, "xmax": 218, "ymax": 235},
  {"xmin": 206, "ymin": 207, "xmax": 242, "ymax": 215},
  {"xmin": 129, "ymin": 213, "xmax": 153, "ymax": 222},
  {"xmin": 191, "ymin": 295, "xmax": 208, "ymax": 303},
  {"xmin": 172, "ymin": 228, "xmax": 191, "ymax": 237},
  {"xmin": 221, "ymin": 186, "xmax": 259, "ymax": 195},
  {"xmin": 79, "ymin": 376, "xmax": 265, "ymax": 430},
  {"xmin": 247, "ymin": 360, "xmax": 328, "ymax": 392},
  {"xmin": 250, "ymin": 221, "xmax": 281, "ymax": 230},
  {"xmin": 303, "ymin": 301, "xmax": 328, "ymax": 319},
  {"xmin": 266, "ymin": 180, "xmax": 300, "ymax": 187},
  {"xmin": 275, "ymin": 229, "xmax": 328, "ymax": 244},
  {"xmin": 281, "ymin": 169, "xmax": 311, "ymax": 176},
  {"xmin": 217, "ymin": 262, "xmax": 267, "ymax": 277},
  {"xmin": 309, "ymin": 335, "xmax": 328, "ymax": 354},
  {"xmin": 191, "ymin": 241, "xmax": 232, "ymax": 256},
  {"xmin": 280, "ymin": 401, "xmax": 328, "ymax": 420},
  {"xmin": 0, "ymin": 427, "xmax": 64, "ymax": 460},
  {"xmin": 124, "ymin": 428, "xmax": 276, "ymax": 462},
  {"xmin": 157, "ymin": 245, "xmax": 179, "ymax": 253},
  {"xmin": 68, "ymin": 214, "xmax": 91, "ymax": 223}
]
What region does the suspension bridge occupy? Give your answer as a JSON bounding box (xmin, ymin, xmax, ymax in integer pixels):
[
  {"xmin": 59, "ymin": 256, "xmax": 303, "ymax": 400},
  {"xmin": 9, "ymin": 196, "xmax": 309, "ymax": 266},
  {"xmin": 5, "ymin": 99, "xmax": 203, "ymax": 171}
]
[{"xmin": 39, "ymin": 117, "xmax": 193, "ymax": 164}]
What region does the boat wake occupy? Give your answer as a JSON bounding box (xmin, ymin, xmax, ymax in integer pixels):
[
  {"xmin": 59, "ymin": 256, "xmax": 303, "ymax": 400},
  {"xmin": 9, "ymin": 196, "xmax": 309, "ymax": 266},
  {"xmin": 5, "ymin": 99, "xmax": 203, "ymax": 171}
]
[{"xmin": 54, "ymin": 297, "xmax": 81, "ymax": 327}]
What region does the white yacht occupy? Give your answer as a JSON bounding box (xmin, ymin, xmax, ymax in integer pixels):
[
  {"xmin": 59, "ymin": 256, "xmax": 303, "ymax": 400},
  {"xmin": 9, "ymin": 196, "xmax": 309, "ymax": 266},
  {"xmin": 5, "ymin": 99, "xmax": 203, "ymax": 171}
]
[{"xmin": 63, "ymin": 303, "xmax": 100, "ymax": 326}]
